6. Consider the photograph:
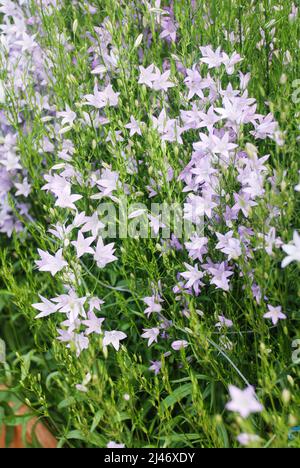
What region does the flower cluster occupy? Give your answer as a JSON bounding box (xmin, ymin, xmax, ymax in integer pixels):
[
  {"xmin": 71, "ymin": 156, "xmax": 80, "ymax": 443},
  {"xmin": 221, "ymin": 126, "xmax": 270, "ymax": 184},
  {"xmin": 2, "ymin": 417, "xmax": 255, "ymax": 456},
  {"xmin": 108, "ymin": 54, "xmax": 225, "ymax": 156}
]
[
  {"xmin": 136, "ymin": 45, "xmax": 288, "ymax": 372},
  {"xmin": 0, "ymin": 0, "xmax": 299, "ymax": 448},
  {"xmin": 0, "ymin": 1, "xmax": 47, "ymax": 235}
]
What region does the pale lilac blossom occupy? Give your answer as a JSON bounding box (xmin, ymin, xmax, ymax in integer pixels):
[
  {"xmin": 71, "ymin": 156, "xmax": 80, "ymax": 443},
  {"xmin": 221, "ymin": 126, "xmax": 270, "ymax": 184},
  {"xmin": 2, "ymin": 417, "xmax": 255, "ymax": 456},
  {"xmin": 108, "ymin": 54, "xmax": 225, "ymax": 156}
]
[
  {"xmin": 226, "ymin": 385, "xmax": 263, "ymax": 418},
  {"xmin": 149, "ymin": 360, "xmax": 162, "ymax": 375},
  {"xmin": 76, "ymin": 373, "xmax": 92, "ymax": 393},
  {"xmin": 171, "ymin": 340, "xmax": 188, "ymax": 351},
  {"xmin": 180, "ymin": 263, "xmax": 204, "ymax": 295},
  {"xmin": 57, "ymin": 105, "xmax": 76, "ymax": 133},
  {"xmin": 141, "ymin": 327, "xmax": 160, "ymax": 347},
  {"xmin": 82, "ymin": 311, "xmax": 105, "ymax": 335},
  {"xmin": 35, "ymin": 249, "xmax": 68, "ymax": 276},
  {"xmin": 215, "ymin": 315, "xmax": 233, "ymax": 328},
  {"xmin": 81, "ymin": 212, "xmax": 104, "ymax": 237},
  {"xmin": 281, "ymin": 231, "xmax": 300, "ymax": 267},
  {"xmin": 237, "ymin": 433, "xmax": 261, "ymax": 446},
  {"xmin": 32, "ymin": 295, "xmax": 59, "ymax": 319},
  {"xmin": 185, "ymin": 235, "xmax": 208, "ymax": 262},
  {"xmin": 14, "ymin": 178, "xmax": 31, "ymax": 197},
  {"xmin": 71, "ymin": 231, "xmax": 95, "ymax": 258},
  {"xmin": 263, "ymin": 305, "xmax": 286, "ymax": 325},
  {"xmin": 107, "ymin": 441, "xmax": 125, "ymax": 448},
  {"xmin": 125, "ymin": 116, "xmax": 142, "ymax": 136},
  {"xmin": 143, "ymin": 295, "xmax": 163, "ymax": 317},
  {"xmin": 83, "ymin": 83, "xmax": 119, "ymax": 108},
  {"xmin": 103, "ymin": 330, "xmax": 127, "ymax": 351},
  {"xmin": 93, "ymin": 237, "xmax": 117, "ymax": 268},
  {"xmin": 208, "ymin": 262, "xmax": 233, "ymax": 291}
]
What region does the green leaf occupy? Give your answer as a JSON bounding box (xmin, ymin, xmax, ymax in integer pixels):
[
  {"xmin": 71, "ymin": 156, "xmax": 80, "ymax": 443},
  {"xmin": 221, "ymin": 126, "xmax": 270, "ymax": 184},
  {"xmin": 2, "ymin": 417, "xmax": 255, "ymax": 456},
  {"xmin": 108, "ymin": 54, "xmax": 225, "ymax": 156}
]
[
  {"xmin": 217, "ymin": 423, "xmax": 230, "ymax": 448},
  {"xmin": 65, "ymin": 430, "xmax": 86, "ymax": 441},
  {"xmin": 58, "ymin": 397, "xmax": 76, "ymax": 410},
  {"xmin": 160, "ymin": 384, "xmax": 192, "ymax": 413},
  {"xmin": 91, "ymin": 410, "xmax": 104, "ymax": 433}
]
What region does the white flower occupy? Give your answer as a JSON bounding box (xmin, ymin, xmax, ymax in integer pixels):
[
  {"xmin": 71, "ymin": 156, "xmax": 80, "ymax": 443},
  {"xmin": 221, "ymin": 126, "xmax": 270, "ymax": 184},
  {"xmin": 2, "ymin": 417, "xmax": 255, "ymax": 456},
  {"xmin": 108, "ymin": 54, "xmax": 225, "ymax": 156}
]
[
  {"xmin": 0, "ymin": 151, "xmax": 21, "ymax": 171},
  {"xmin": 71, "ymin": 231, "xmax": 95, "ymax": 258},
  {"xmin": 138, "ymin": 64, "xmax": 159, "ymax": 88},
  {"xmin": 107, "ymin": 441, "xmax": 125, "ymax": 448},
  {"xmin": 75, "ymin": 373, "xmax": 92, "ymax": 393},
  {"xmin": 180, "ymin": 263, "xmax": 204, "ymax": 294},
  {"xmin": 81, "ymin": 212, "xmax": 104, "ymax": 237},
  {"xmin": 92, "ymin": 169, "xmax": 119, "ymax": 200},
  {"xmin": 103, "ymin": 330, "xmax": 127, "ymax": 351},
  {"xmin": 32, "ymin": 295, "xmax": 59, "ymax": 319},
  {"xmin": 141, "ymin": 328, "xmax": 160, "ymax": 347},
  {"xmin": 125, "ymin": 116, "xmax": 142, "ymax": 136},
  {"xmin": 83, "ymin": 83, "xmax": 119, "ymax": 109},
  {"xmin": 237, "ymin": 433, "xmax": 261, "ymax": 446},
  {"xmin": 171, "ymin": 340, "xmax": 188, "ymax": 351},
  {"xmin": 82, "ymin": 311, "xmax": 105, "ymax": 335},
  {"xmin": 93, "ymin": 237, "xmax": 117, "ymax": 268},
  {"xmin": 55, "ymin": 186, "xmax": 82, "ymax": 211},
  {"xmin": 57, "ymin": 104, "xmax": 76, "ymax": 133},
  {"xmin": 35, "ymin": 248, "xmax": 68, "ymax": 277},
  {"xmin": 226, "ymin": 385, "xmax": 263, "ymax": 418},
  {"xmin": 14, "ymin": 177, "xmax": 31, "ymax": 197},
  {"xmin": 281, "ymin": 231, "xmax": 300, "ymax": 267},
  {"xmin": 263, "ymin": 305, "xmax": 287, "ymax": 325},
  {"xmin": 143, "ymin": 295, "xmax": 163, "ymax": 317}
]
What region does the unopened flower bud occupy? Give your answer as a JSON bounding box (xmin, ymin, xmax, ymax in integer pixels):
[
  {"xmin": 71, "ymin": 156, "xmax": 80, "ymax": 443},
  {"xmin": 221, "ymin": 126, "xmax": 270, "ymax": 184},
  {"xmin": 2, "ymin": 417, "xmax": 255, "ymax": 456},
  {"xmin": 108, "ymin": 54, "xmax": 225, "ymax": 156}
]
[{"xmin": 282, "ymin": 389, "xmax": 291, "ymax": 405}]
